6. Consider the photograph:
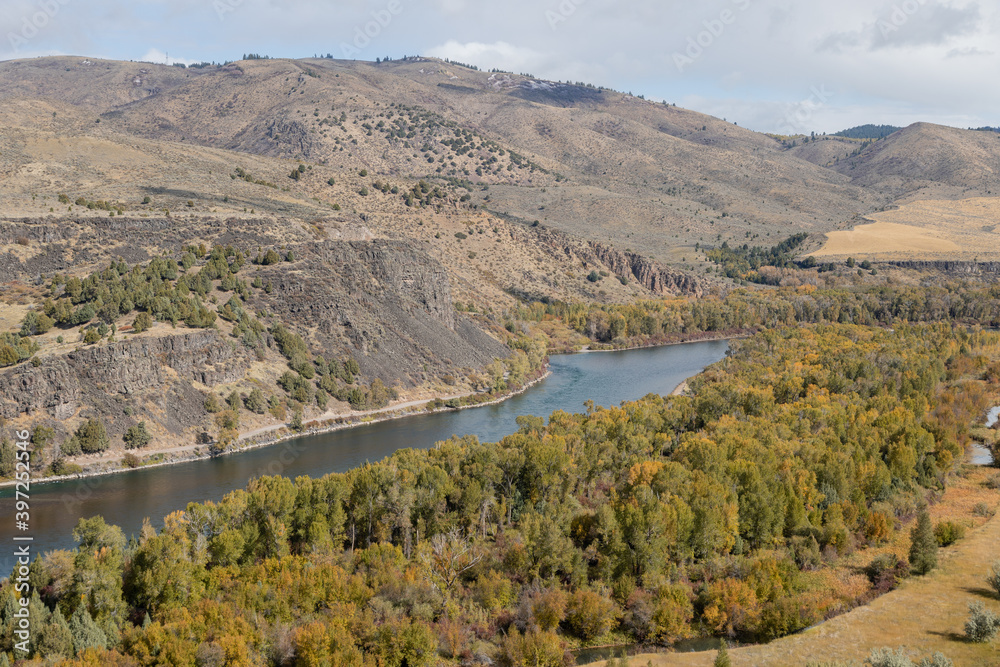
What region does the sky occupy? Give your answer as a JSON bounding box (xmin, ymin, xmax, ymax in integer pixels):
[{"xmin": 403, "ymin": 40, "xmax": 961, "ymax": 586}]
[{"xmin": 1, "ymin": 0, "xmax": 997, "ymax": 134}]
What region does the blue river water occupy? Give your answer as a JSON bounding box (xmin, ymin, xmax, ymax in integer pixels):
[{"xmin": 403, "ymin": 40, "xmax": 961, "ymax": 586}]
[{"xmin": 1, "ymin": 340, "xmax": 728, "ymax": 573}]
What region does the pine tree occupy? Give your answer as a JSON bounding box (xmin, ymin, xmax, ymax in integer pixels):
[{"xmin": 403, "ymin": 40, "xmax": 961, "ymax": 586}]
[
  {"xmin": 909, "ymin": 504, "xmax": 938, "ymax": 575},
  {"xmin": 714, "ymin": 641, "xmax": 732, "ymax": 667},
  {"xmin": 38, "ymin": 606, "xmax": 74, "ymax": 659},
  {"xmin": 69, "ymin": 602, "xmax": 108, "ymax": 654}
]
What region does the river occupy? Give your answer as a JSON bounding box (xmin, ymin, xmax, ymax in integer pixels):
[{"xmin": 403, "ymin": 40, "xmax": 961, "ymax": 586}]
[{"xmin": 0, "ymin": 340, "xmax": 728, "ymax": 573}]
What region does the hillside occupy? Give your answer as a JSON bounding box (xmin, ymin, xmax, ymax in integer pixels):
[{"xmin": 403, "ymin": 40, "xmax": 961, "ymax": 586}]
[
  {"xmin": 0, "ymin": 69, "xmax": 712, "ymax": 474},
  {"xmin": 5, "ymin": 55, "xmax": 1000, "ymax": 471},
  {"xmin": 833, "ymin": 122, "xmax": 1000, "ymax": 200},
  {"xmin": 0, "ymin": 56, "xmax": 885, "ymax": 263}
]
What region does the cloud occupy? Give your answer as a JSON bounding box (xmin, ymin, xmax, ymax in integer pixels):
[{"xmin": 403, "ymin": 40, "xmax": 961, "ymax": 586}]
[
  {"xmin": 820, "ymin": 1, "xmax": 983, "ymax": 53},
  {"xmin": 139, "ymin": 48, "xmax": 199, "ymax": 67},
  {"xmin": 946, "ymin": 45, "xmax": 993, "ymax": 57},
  {"xmin": 425, "ymin": 40, "xmax": 544, "ymax": 73}
]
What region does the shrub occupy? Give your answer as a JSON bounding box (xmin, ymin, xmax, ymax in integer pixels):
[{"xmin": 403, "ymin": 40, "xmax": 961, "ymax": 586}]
[
  {"xmin": 972, "ymin": 502, "xmax": 994, "ymax": 518},
  {"xmin": 204, "ymin": 394, "xmax": 222, "ymax": 413},
  {"xmin": 986, "ymin": 560, "xmax": 1000, "ymax": 598},
  {"xmin": 132, "ymin": 312, "xmax": 153, "ymax": 333},
  {"xmin": 867, "ymin": 647, "xmax": 914, "ymax": 667},
  {"xmin": 964, "ymin": 601, "xmax": 1000, "ymax": 642},
  {"xmin": 60, "ymin": 437, "xmax": 82, "ymax": 457},
  {"xmin": 496, "ymin": 628, "xmax": 564, "ymax": 667},
  {"xmin": 122, "ymin": 453, "xmax": 141, "ymax": 469},
  {"xmin": 865, "ymin": 554, "xmax": 908, "ymax": 594},
  {"xmin": 933, "ymin": 521, "xmax": 965, "ymax": 547},
  {"xmin": 564, "ymin": 589, "xmax": 618, "ymax": 640},
  {"xmin": 245, "ymin": 388, "xmax": 267, "ymax": 414}
]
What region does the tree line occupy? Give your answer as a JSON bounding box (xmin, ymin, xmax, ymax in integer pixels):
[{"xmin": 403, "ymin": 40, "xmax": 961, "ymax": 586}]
[{"xmin": 1, "ymin": 322, "xmax": 993, "ymax": 665}]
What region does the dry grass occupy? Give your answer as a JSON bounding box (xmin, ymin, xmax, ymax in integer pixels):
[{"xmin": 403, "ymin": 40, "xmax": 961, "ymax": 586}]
[
  {"xmin": 812, "ymin": 197, "xmax": 1000, "ymax": 260},
  {"xmin": 593, "ymin": 464, "xmax": 1000, "ymax": 667}
]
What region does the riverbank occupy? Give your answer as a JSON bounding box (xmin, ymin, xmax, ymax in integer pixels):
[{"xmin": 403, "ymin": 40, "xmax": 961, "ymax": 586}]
[
  {"xmin": 1, "ymin": 333, "xmax": 734, "ymax": 489},
  {"xmin": 0, "ymin": 366, "xmax": 553, "ymax": 489},
  {"xmin": 552, "ymin": 329, "xmax": 751, "ymax": 355}
]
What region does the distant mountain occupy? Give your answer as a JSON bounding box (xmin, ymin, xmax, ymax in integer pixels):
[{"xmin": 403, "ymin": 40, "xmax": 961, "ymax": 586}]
[
  {"xmin": 832, "ymin": 122, "xmax": 1000, "ymax": 199},
  {"xmin": 834, "ymin": 124, "xmax": 902, "ymax": 140}
]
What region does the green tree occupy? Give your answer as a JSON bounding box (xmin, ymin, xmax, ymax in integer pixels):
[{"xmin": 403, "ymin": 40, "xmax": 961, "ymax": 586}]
[
  {"xmin": 76, "ymin": 418, "xmax": 109, "ymax": 454},
  {"xmin": 714, "ymin": 641, "xmax": 732, "ymax": 667},
  {"xmin": 0, "ymin": 439, "xmax": 14, "ymax": 477},
  {"xmin": 132, "ymin": 311, "xmax": 153, "ymax": 333},
  {"xmin": 0, "ymin": 345, "xmax": 19, "ymax": 367},
  {"xmin": 69, "ymin": 602, "xmax": 108, "ymax": 654},
  {"xmin": 909, "ymin": 505, "xmax": 938, "ymax": 575},
  {"xmin": 37, "ymin": 606, "xmax": 74, "ymax": 659},
  {"xmin": 245, "ymin": 388, "xmax": 267, "ymax": 414},
  {"xmin": 123, "ymin": 422, "xmax": 151, "ymax": 450}
]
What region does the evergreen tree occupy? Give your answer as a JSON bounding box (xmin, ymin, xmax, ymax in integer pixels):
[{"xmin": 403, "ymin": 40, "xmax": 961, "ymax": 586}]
[
  {"xmin": 38, "ymin": 606, "xmax": 74, "ymax": 659},
  {"xmin": 123, "ymin": 422, "xmax": 151, "ymax": 450},
  {"xmin": 0, "ymin": 439, "xmax": 14, "ymax": 477},
  {"xmin": 76, "ymin": 418, "xmax": 109, "ymax": 454},
  {"xmin": 69, "ymin": 601, "xmax": 108, "ymax": 654},
  {"xmin": 714, "ymin": 641, "xmax": 732, "ymax": 667},
  {"xmin": 245, "ymin": 388, "xmax": 267, "ymax": 414},
  {"xmin": 909, "ymin": 504, "xmax": 938, "ymax": 575}
]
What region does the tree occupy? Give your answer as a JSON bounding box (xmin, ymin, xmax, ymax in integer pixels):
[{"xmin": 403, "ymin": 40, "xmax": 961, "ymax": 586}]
[
  {"xmin": 565, "ymin": 589, "xmax": 618, "ymax": 640},
  {"xmin": 909, "ymin": 504, "xmax": 938, "ymax": 575},
  {"xmin": 132, "ymin": 311, "xmax": 153, "ymax": 333},
  {"xmin": 123, "ymin": 422, "xmax": 151, "ymax": 450},
  {"xmin": 245, "ymin": 388, "xmax": 267, "ymax": 414},
  {"xmin": 76, "ymin": 418, "xmax": 109, "ymax": 454},
  {"xmin": 69, "ymin": 600, "xmax": 108, "ymax": 653},
  {"xmin": 0, "ymin": 439, "xmax": 14, "ymax": 477},
  {"xmin": 0, "ymin": 345, "xmax": 20, "ymax": 366},
  {"xmin": 714, "ymin": 641, "xmax": 732, "ymax": 667},
  {"xmin": 38, "ymin": 606, "xmax": 74, "ymax": 659}
]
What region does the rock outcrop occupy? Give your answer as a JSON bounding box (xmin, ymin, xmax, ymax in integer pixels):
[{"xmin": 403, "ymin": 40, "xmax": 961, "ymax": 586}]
[
  {"xmin": 0, "ymin": 330, "xmax": 250, "ymax": 422},
  {"xmin": 586, "ymin": 242, "xmax": 703, "ymax": 296},
  {"xmin": 255, "ymin": 239, "xmax": 508, "ymax": 385},
  {"xmin": 886, "ymin": 260, "xmax": 1000, "ymax": 275}
]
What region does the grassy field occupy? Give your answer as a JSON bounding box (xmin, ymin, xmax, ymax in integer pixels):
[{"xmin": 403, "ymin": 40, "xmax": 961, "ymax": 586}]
[
  {"xmin": 586, "ymin": 463, "xmax": 1000, "ymax": 667},
  {"xmin": 812, "ymin": 197, "xmax": 1000, "ymax": 261}
]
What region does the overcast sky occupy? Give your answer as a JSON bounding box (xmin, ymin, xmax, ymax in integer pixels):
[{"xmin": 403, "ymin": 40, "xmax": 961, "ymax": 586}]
[{"xmin": 1, "ymin": 0, "xmax": 996, "ymax": 133}]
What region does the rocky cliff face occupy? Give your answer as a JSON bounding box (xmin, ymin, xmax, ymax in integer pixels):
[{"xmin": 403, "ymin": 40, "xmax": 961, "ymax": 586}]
[
  {"xmin": 254, "ymin": 239, "xmax": 508, "ymax": 386},
  {"xmin": 887, "ymin": 260, "xmax": 1000, "ymax": 275},
  {"xmin": 586, "ymin": 242, "xmax": 703, "ymax": 296},
  {"xmin": 0, "ymin": 330, "xmax": 250, "ymax": 425}
]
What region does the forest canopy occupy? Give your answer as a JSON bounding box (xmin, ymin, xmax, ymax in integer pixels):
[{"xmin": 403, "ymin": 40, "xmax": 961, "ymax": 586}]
[{"xmin": 2, "ymin": 322, "xmax": 994, "ymax": 665}]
